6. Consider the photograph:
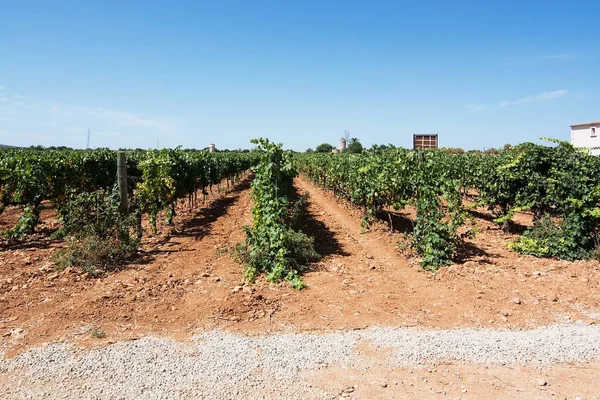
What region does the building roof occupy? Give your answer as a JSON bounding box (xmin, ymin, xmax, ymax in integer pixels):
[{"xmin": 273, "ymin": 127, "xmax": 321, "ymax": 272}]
[{"xmin": 570, "ymin": 121, "xmax": 600, "ymax": 128}]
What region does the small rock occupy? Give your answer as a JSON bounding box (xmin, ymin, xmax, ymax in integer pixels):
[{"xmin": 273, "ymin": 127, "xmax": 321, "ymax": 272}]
[
  {"xmin": 380, "ymin": 382, "xmax": 388, "ymax": 388},
  {"xmin": 48, "ymin": 273, "xmax": 60, "ymax": 280},
  {"xmin": 10, "ymin": 328, "xmax": 24, "ymax": 338},
  {"xmin": 201, "ymin": 272, "xmax": 211, "ymax": 278},
  {"xmin": 232, "ymin": 286, "xmax": 243, "ymax": 293},
  {"xmin": 536, "ymin": 378, "xmax": 547, "ymax": 386},
  {"xmin": 341, "ymin": 386, "xmax": 355, "ymax": 394},
  {"xmin": 533, "ymin": 271, "xmax": 542, "ymax": 276},
  {"xmin": 461, "ymin": 386, "xmax": 467, "ymax": 393},
  {"xmin": 214, "ymin": 276, "xmax": 221, "ymax": 282},
  {"xmin": 512, "ymin": 297, "xmax": 521, "ymax": 305},
  {"xmin": 547, "ymin": 292, "xmax": 558, "ymax": 302}
]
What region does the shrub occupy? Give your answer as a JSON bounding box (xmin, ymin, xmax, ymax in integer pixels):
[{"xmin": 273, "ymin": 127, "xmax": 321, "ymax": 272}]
[{"xmin": 53, "ymin": 189, "xmax": 140, "ymax": 274}]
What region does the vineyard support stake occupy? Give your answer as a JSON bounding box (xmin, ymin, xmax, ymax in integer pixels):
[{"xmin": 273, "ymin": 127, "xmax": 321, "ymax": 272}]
[{"xmin": 117, "ymin": 151, "xmax": 129, "ymax": 214}]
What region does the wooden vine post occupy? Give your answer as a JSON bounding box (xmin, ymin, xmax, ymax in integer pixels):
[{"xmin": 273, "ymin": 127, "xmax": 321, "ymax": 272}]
[{"xmin": 117, "ymin": 151, "xmax": 129, "ymax": 214}]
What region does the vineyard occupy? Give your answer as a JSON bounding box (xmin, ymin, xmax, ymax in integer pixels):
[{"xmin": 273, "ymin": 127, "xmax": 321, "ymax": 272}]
[
  {"xmin": 2, "ymin": 139, "xmax": 600, "ymax": 398},
  {"xmin": 2, "ymin": 139, "xmax": 600, "ymax": 279},
  {"xmin": 297, "ymin": 140, "xmax": 600, "ymax": 268}
]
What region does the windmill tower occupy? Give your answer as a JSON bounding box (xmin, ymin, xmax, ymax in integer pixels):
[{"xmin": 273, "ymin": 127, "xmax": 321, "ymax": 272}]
[{"xmin": 338, "ymin": 130, "xmax": 349, "ymax": 152}]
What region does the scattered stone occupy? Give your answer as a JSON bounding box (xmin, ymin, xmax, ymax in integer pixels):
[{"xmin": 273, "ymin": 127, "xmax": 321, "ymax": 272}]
[
  {"xmin": 380, "ymin": 382, "xmax": 388, "ymax": 388},
  {"xmin": 232, "ymin": 286, "xmax": 243, "ymax": 293},
  {"xmin": 201, "ymin": 272, "xmax": 211, "ymax": 278},
  {"xmin": 214, "ymin": 276, "xmax": 221, "ymax": 282},
  {"xmin": 512, "ymin": 297, "xmax": 521, "ymax": 305},
  {"xmin": 536, "ymin": 378, "xmax": 547, "ymax": 386},
  {"xmin": 10, "ymin": 327, "xmax": 24, "ymax": 338},
  {"xmin": 341, "ymin": 386, "xmax": 355, "ymax": 394}
]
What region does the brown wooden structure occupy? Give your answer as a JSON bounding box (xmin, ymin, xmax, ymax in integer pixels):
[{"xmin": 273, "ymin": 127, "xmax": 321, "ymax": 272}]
[{"xmin": 413, "ymin": 134, "xmax": 438, "ymax": 149}]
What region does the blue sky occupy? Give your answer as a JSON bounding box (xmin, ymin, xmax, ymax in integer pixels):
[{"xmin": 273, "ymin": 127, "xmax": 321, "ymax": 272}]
[{"xmin": 1, "ymin": 0, "xmax": 599, "ymax": 150}]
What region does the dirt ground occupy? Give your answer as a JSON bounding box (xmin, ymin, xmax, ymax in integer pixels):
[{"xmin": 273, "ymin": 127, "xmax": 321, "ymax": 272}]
[
  {"xmin": 310, "ymin": 359, "xmax": 600, "ymax": 399},
  {"xmin": 1, "ymin": 175, "xmax": 600, "ymax": 397}
]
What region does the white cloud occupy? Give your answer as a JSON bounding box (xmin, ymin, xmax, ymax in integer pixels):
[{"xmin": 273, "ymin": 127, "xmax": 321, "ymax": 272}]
[
  {"xmin": 465, "ymin": 104, "xmax": 488, "ymax": 112},
  {"xmin": 0, "ymin": 89, "xmax": 184, "ymax": 148},
  {"xmin": 500, "ymin": 90, "xmax": 567, "ymax": 107},
  {"xmin": 49, "ymin": 104, "xmax": 178, "ymax": 132}
]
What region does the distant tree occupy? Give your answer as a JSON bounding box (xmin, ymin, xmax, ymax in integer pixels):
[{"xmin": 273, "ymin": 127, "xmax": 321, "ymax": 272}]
[
  {"xmin": 440, "ymin": 147, "xmax": 465, "ymax": 155},
  {"xmin": 316, "ymin": 143, "xmax": 334, "ymax": 153},
  {"xmin": 370, "ymin": 143, "xmax": 397, "ymax": 153},
  {"xmin": 346, "ymin": 138, "xmax": 363, "ymax": 154},
  {"xmin": 306, "ymin": 148, "xmax": 314, "ymax": 153},
  {"xmin": 483, "ymin": 148, "xmax": 500, "ymax": 155}
]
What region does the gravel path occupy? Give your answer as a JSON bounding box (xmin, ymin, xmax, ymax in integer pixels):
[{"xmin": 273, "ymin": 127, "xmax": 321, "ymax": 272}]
[{"xmin": 2, "ymin": 324, "xmax": 600, "ymax": 399}]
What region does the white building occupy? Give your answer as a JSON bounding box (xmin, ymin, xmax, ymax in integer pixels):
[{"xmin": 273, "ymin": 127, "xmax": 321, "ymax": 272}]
[{"xmin": 571, "ymin": 121, "xmax": 600, "ymax": 155}]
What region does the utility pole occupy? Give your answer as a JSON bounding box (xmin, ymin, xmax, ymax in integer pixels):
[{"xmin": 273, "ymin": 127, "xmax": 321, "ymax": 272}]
[{"xmin": 86, "ymin": 128, "xmax": 91, "ymax": 149}]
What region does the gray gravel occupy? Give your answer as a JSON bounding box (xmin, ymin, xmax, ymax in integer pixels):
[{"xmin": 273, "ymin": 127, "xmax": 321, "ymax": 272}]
[{"xmin": 2, "ymin": 324, "xmax": 600, "ymax": 399}]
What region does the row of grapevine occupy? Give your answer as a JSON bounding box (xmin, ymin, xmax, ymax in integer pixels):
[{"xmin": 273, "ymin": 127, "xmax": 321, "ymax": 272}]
[
  {"xmin": 296, "ymin": 149, "xmax": 464, "ymax": 270},
  {"xmin": 450, "ymin": 141, "xmax": 600, "ymax": 260},
  {"xmin": 0, "ymin": 147, "xmax": 257, "ymax": 239},
  {"xmin": 238, "ymin": 139, "xmax": 318, "ymax": 289}
]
